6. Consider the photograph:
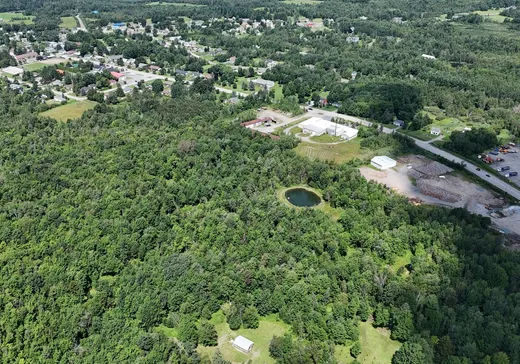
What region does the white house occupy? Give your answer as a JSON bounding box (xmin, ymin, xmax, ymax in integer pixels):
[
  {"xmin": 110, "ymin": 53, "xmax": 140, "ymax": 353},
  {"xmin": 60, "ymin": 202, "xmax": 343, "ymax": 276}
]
[
  {"xmin": 252, "ymin": 78, "xmax": 275, "ymax": 89},
  {"xmin": 431, "ymin": 127, "xmax": 441, "ymax": 136},
  {"xmin": 299, "ymin": 117, "xmax": 358, "ymax": 140},
  {"xmin": 232, "ymin": 336, "xmax": 254, "ymax": 353},
  {"xmin": 371, "ymin": 156, "xmax": 397, "ymax": 170}
]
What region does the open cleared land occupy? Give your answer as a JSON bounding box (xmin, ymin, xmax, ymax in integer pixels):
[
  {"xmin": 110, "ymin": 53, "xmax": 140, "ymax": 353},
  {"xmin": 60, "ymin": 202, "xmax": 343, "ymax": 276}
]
[
  {"xmin": 40, "ymin": 101, "xmax": 97, "ymax": 122},
  {"xmin": 59, "ymin": 17, "xmax": 77, "ymax": 29},
  {"xmin": 334, "ymin": 322, "xmax": 401, "ymax": 364},
  {"xmin": 310, "ymin": 134, "xmax": 342, "ymax": 143},
  {"xmin": 295, "ymin": 138, "xmax": 363, "ymax": 163},
  {"xmin": 0, "ymin": 12, "xmax": 34, "ymax": 24},
  {"xmin": 23, "ymin": 63, "xmax": 47, "ymax": 71},
  {"xmin": 295, "ymin": 138, "xmax": 394, "ymax": 164},
  {"xmin": 197, "ymin": 311, "xmax": 289, "ymax": 364}
]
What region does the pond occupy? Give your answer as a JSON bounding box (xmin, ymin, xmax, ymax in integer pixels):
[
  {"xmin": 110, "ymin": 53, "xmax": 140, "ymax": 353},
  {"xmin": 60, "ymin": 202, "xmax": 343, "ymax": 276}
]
[{"xmin": 285, "ymin": 188, "xmax": 321, "ymax": 207}]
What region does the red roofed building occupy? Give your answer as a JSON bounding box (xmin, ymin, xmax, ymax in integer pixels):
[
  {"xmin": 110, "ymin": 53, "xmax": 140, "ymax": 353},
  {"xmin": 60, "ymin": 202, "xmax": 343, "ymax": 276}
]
[
  {"xmin": 15, "ymin": 51, "xmax": 38, "ymax": 64},
  {"xmin": 240, "ymin": 116, "xmax": 273, "ymax": 129},
  {"xmin": 110, "ymin": 71, "xmax": 124, "ymax": 80}
]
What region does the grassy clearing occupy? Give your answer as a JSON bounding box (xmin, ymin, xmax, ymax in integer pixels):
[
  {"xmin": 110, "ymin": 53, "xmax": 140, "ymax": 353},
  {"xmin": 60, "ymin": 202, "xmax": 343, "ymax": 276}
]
[
  {"xmin": 23, "ymin": 63, "xmax": 46, "ymax": 72},
  {"xmin": 282, "ymin": 0, "xmax": 322, "ymax": 4},
  {"xmin": 335, "ymin": 322, "xmax": 401, "ymax": 364},
  {"xmin": 59, "ymin": 17, "xmax": 77, "ymax": 29},
  {"xmin": 197, "ymin": 311, "xmax": 289, "ymax": 364},
  {"xmin": 399, "ymin": 129, "xmax": 438, "ymax": 141},
  {"xmin": 289, "ymin": 126, "xmax": 302, "ymax": 135},
  {"xmin": 295, "ymin": 138, "xmax": 365, "ymax": 163},
  {"xmin": 0, "ymin": 12, "xmax": 34, "ymax": 24},
  {"xmin": 40, "ymin": 101, "xmax": 97, "ymax": 122},
  {"xmin": 310, "ymin": 134, "xmax": 343, "ymax": 143}
]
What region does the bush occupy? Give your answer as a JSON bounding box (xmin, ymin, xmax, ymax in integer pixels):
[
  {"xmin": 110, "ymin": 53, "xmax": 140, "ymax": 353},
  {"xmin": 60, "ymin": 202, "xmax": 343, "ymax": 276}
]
[{"xmin": 350, "ymin": 341, "xmax": 362, "ymax": 358}]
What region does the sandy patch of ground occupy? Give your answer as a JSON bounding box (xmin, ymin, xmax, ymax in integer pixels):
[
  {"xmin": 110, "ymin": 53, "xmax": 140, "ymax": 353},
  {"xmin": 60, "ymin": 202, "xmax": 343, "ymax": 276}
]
[
  {"xmin": 40, "ymin": 57, "xmax": 65, "ymax": 65},
  {"xmin": 360, "ymin": 155, "xmax": 520, "ymax": 235}
]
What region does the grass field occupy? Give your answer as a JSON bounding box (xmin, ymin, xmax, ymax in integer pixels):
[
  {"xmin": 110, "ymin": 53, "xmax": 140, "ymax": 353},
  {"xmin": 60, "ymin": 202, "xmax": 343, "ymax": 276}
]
[
  {"xmin": 289, "ymin": 126, "xmax": 302, "ymax": 135},
  {"xmin": 0, "ymin": 12, "xmax": 34, "ymax": 24},
  {"xmin": 197, "ymin": 311, "xmax": 289, "ymax": 364},
  {"xmin": 23, "ymin": 63, "xmax": 46, "ymax": 71},
  {"xmin": 295, "ymin": 138, "xmax": 365, "ymax": 163},
  {"xmin": 59, "ymin": 17, "xmax": 77, "ymax": 29},
  {"xmin": 310, "ymin": 134, "xmax": 343, "ymax": 143},
  {"xmin": 335, "ymin": 322, "xmax": 400, "ymax": 364},
  {"xmin": 282, "ymin": 0, "xmax": 322, "ymax": 4},
  {"xmin": 399, "ymin": 129, "xmax": 438, "ymax": 141},
  {"xmin": 40, "ymin": 101, "xmax": 97, "ymax": 122}
]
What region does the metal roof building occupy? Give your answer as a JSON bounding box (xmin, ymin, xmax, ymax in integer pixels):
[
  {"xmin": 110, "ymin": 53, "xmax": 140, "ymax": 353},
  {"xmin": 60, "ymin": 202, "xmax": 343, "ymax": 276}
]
[{"xmin": 371, "ymin": 156, "xmax": 397, "ymax": 170}]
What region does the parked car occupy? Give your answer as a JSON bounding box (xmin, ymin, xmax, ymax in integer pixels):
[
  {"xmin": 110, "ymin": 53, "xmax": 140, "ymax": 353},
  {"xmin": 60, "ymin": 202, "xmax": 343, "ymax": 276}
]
[{"xmin": 506, "ymin": 172, "xmax": 518, "ymax": 177}]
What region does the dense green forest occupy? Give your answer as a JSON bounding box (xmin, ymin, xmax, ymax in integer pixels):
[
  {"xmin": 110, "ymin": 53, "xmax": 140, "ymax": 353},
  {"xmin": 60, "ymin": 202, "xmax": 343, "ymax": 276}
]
[
  {"xmin": 0, "ymin": 81, "xmax": 519, "ymax": 363},
  {"xmin": 2, "ymin": 0, "xmax": 520, "ymax": 362}
]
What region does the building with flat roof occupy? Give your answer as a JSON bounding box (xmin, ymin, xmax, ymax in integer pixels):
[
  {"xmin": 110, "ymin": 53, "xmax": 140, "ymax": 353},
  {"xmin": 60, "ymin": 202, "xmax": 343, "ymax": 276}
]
[
  {"xmin": 299, "ymin": 117, "xmax": 358, "ymax": 140},
  {"xmin": 371, "ymin": 156, "xmax": 397, "ymax": 170},
  {"xmin": 232, "ymin": 336, "xmax": 254, "ymax": 353},
  {"xmin": 2, "ymin": 66, "xmax": 24, "ymax": 76}
]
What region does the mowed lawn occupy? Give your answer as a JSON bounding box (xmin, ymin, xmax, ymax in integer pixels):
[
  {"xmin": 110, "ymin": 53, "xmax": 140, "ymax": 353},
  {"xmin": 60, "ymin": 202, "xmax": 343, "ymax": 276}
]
[
  {"xmin": 197, "ymin": 311, "xmax": 290, "ymax": 364},
  {"xmin": 40, "ymin": 101, "xmax": 97, "ymax": 122},
  {"xmin": 295, "ymin": 138, "xmax": 365, "ymax": 163},
  {"xmin": 335, "ymin": 322, "xmax": 401, "ymax": 364},
  {"xmin": 23, "ymin": 63, "xmax": 46, "ymax": 71},
  {"xmin": 60, "ymin": 17, "xmax": 77, "ymax": 29},
  {"xmin": 0, "ymin": 12, "xmax": 34, "ymax": 24}
]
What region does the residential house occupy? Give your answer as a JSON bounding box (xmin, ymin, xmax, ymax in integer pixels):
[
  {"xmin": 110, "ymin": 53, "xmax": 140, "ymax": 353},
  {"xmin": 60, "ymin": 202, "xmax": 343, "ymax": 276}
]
[
  {"xmin": 252, "ymin": 78, "xmax": 275, "ymax": 89},
  {"xmin": 346, "ymin": 36, "xmax": 360, "ymax": 43},
  {"xmin": 431, "ymin": 127, "xmax": 441, "ymax": 136},
  {"xmin": 393, "ymin": 120, "xmax": 404, "ymax": 127}
]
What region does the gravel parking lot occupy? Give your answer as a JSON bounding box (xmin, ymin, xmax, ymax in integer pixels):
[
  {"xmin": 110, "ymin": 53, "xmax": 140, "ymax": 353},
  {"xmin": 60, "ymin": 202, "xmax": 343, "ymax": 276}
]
[{"xmin": 486, "ymin": 150, "xmax": 520, "ymax": 186}]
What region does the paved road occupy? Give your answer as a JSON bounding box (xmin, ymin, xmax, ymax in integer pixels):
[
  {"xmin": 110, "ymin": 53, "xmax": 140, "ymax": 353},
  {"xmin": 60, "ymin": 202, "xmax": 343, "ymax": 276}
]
[
  {"xmin": 255, "ymin": 108, "xmax": 520, "ymax": 200},
  {"xmin": 414, "ymin": 139, "xmax": 520, "ymax": 200},
  {"xmin": 76, "ymin": 15, "xmax": 87, "ymax": 32}
]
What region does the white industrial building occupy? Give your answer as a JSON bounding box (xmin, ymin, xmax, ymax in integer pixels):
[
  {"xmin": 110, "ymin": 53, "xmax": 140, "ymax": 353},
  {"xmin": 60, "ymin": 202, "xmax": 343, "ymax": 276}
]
[
  {"xmin": 371, "ymin": 156, "xmax": 397, "ymax": 170},
  {"xmin": 2, "ymin": 66, "xmax": 24, "ymax": 76},
  {"xmin": 299, "ymin": 117, "xmax": 358, "ymax": 140},
  {"xmin": 232, "ymin": 336, "xmax": 254, "ymax": 353}
]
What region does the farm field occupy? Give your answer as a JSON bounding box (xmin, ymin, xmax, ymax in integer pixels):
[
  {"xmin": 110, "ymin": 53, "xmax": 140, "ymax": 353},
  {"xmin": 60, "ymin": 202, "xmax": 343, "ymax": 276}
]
[
  {"xmin": 40, "ymin": 101, "xmax": 97, "ymax": 122},
  {"xmin": 59, "ymin": 17, "xmax": 77, "ymax": 29},
  {"xmin": 0, "ymin": 12, "xmax": 34, "ymax": 24}
]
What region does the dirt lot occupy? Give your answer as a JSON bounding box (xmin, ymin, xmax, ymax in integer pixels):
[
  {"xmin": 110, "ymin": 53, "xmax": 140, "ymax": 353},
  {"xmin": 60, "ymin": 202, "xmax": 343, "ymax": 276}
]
[
  {"xmin": 360, "ymin": 155, "xmax": 520, "ymax": 235},
  {"xmin": 40, "ymin": 57, "xmax": 65, "ymax": 65}
]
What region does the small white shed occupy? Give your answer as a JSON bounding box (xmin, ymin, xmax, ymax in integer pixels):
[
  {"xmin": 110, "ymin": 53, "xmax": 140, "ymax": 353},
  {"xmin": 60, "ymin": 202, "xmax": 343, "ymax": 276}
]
[
  {"xmin": 232, "ymin": 335, "xmax": 254, "ymax": 353},
  {"xmin": 371, "ymin": 156, "xmax": 397, "ymax": 170}
]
